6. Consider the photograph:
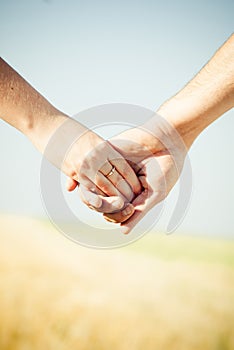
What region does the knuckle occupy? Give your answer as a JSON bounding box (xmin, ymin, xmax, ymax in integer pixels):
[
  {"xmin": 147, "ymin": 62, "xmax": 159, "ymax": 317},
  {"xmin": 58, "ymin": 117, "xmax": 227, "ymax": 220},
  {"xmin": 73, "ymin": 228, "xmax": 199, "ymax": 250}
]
[
  {"xmin": 154, "ymin": 190, "xmax": 166, "ymax": 202},
  {"xmin": 133, "ymin": 182, "xmax": 142, "ymax": 195},
  {"xmin": 101, "ymin": 184, "xmax": 115, "ymax": 195}
]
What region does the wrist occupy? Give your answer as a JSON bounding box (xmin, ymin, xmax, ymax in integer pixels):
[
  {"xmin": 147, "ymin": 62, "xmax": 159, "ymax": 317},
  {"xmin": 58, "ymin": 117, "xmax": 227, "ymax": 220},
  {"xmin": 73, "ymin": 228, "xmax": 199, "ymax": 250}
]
[
  {"xmin": 62, "ymin": 129, "xmax": 104, "ymax": 179},
  {"xmin": 156, "ymin": 98, "xmax": 197, "ymax": 150},
  {"xmin": 26, "ymin": 111, "xmax": 70, "ymax": 153},
  {"xmin": 156, "ymin": 93, "xmax": 213, "ymax": 150},
  {"xmin": 28, "ymin": 109, "xmax": 104, "ymax": 179}
]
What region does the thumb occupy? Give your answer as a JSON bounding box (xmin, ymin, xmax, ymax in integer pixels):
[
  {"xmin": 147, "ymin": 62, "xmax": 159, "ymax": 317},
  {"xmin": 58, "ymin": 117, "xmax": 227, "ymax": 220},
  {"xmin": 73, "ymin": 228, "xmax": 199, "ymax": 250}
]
[{"xmin": 66, "ymin": 177, "xmax": 79, "ymax": 191}]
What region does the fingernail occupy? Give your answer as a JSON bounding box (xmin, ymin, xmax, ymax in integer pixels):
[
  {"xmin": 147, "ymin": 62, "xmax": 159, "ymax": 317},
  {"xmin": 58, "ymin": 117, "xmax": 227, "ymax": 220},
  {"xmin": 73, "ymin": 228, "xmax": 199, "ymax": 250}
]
[
  {"xmin": 89, "ymin": 197, "xmax": 102, "ymax": 208},
  {"xmin": 112, "ymin": 198, "xmax": 124, "ymax": 210},
  {"xmin": 104, "ymin": 216, "xmax": 118, "ymax": 223},
  {"xmin": 122, "ymin": 204, "xmax": 134, "ymax": 216},
  {"xmin": 121, "ymin": 226, "xmax": 130, "ymax": 235}
]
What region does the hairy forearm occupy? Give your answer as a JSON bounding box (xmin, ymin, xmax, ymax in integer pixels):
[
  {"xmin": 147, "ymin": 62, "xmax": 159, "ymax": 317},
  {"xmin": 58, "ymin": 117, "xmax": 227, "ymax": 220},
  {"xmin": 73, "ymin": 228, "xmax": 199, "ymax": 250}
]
[{"xmin": 156, "ymin": 33, "xmax": 234, "ymax": 149}]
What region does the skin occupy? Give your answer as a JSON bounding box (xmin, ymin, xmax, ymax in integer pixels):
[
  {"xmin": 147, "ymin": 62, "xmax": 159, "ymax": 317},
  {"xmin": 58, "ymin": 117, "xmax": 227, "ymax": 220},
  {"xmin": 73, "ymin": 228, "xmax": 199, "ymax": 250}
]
[
  {"xmin": 1, "ymin": 34, "xmax": 233, "ymax": 233},
  {"xmin": 67, "ymin": 33, "xmax": 234, "ymax": 233},
  {"xmin": 0, "ymin": 58, "xmax": 142, "ymax": 213},
  {"xmin": 68, "ymin": 122, "xmax": 186, "ymax": 233}
]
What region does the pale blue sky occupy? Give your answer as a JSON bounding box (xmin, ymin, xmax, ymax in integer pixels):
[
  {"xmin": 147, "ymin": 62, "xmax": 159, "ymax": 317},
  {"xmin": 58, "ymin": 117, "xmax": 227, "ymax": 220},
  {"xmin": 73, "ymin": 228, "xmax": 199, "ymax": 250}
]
[{"xmin": 0, "ymin": 0, "xmax": 233, "ymax": 237}]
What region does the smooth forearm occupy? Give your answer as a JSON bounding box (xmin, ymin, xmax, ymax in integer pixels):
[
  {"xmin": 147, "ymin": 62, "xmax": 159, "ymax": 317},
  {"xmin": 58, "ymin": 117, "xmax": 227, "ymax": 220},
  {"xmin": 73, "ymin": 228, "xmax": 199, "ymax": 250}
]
[
  {"xmin": 0, "ymin": 58, "xmax": 71, "ymax": 152},
  {"xmin": 0, "ymin": 58, "xmax": 139, "ymax": 201},
  {"xmin": 0, "ymin": 58, "xmax": 103, "ymax": 178}
]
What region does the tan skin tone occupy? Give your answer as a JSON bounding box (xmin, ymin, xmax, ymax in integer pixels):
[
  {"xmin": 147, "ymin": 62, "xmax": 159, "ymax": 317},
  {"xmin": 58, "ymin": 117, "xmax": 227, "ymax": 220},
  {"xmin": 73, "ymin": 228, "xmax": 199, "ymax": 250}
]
[
  {"xmin": 67, "ymin": 33, "xmax": 234, "ymax": 233},
  {"xmin": 0, "ymin": 58, "xmax": 142, "ymax": 214},
  {"xmin": 0, "ymin": 34, "xmax": 233, "ymax": 233}
]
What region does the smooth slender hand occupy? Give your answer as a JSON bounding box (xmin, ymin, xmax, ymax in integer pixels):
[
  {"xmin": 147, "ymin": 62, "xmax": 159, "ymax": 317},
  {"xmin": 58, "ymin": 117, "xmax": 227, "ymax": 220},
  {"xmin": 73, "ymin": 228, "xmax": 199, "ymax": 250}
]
[{"xmin": 0, "ymin": 58, "xmax": 141, "ymax": 213}]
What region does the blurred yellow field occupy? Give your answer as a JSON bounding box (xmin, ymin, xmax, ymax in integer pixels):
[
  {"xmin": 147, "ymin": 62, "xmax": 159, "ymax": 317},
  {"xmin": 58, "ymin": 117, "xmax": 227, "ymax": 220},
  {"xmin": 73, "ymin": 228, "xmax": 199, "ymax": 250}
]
[{"xmin": 0, "ymin": 215, "xmax": 233, "ymax": 350}]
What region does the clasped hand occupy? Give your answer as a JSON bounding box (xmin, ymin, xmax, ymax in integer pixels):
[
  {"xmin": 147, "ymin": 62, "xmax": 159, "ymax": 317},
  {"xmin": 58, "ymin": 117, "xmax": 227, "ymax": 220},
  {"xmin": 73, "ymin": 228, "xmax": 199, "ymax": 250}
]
[{"xmin": 65, "ymin": 120, "xmax": 187, "ymax": 234}]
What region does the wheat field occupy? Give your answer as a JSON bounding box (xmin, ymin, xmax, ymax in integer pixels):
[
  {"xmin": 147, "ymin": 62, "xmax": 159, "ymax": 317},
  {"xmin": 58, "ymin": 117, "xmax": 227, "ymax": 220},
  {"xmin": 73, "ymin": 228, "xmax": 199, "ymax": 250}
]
[{"xmin": 0, "ymin": 215, "xmax": 233, "ymax": 350}]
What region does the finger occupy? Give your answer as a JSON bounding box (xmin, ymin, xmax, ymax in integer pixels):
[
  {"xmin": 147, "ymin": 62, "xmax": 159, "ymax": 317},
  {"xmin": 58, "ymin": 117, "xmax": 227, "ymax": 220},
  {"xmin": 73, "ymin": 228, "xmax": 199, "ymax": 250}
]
[
  {"xmin": 66, "ymin": 178, "xmax": 78, "ymax": 192},
  {"xmin": 79, "ymin": 142, "xmax": 140, "ymax": 199},
  {"xmin": 79, "ymin": 185, "xmax": 125, "ymax": 213},
  {"xmin": 103, "ymin": 171, "xmax": 154, "ymax": 231},
  {"xmin": 79, "ymin": 176, "xmax": 106, "ymax": 196},
  {"xmin": 109, "ymin": 158, "xmax": 142, "ymax": 195},
  {"xmin": 79, "ymin": 184, "xmax": 102, "ymax": 209},
  {"xmin": 66, "ymin": 174, "xmax": 103, "ymax": 194},
  {"xmin": 99, "ymin": 162, "xmax": 134, "ymax": 201},
  {"xmin": 102, "ymin": 174, "xmax": 146, "ymax": 224},
  {"xmin": 120, "ymin": 190, "xmax": 162, "ymax": 234},
  {"xmin": 95, "ymin": 171, "xmax": 128, "ymax": 202},
  {"xmin": 103, "ymin": 192, "xmax": 147, "ymax": 226},
  {"xmin": 103, "ymin": 203, "xmax": 135, "ymax": 223}
]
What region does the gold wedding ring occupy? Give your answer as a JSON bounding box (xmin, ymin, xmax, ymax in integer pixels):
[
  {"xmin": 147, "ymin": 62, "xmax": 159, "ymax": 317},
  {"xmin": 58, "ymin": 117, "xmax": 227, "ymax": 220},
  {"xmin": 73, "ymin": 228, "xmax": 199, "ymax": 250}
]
[{"xmin": 106, "ymin": 166, "xmax": 116, "ymax": 178}]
